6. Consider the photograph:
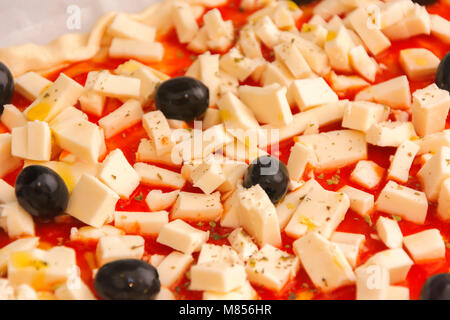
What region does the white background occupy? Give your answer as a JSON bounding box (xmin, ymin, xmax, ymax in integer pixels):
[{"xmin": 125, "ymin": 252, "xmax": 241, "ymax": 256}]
[{"xmin": 0, "ymin": 0, "xmax": 160, "ymax": 48}]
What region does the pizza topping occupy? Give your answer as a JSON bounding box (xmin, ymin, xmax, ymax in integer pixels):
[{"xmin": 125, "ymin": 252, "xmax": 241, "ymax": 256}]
[
  {"xmin": 436, "ymin": 52, "xmax": 450, "ymax": 92},
  {"xmin": 0, "ymin": 62, "xmax": 14, "ymax": 116},
  {"xmin": 94, "ymin": 259, "xmax": 161, "ymax": 300},
  {"xmin": 420, "ymin": 273, "xmax": 450, "ymax": 300}
]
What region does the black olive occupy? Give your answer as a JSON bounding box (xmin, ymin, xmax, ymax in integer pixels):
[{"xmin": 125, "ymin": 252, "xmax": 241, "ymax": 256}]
[
  {"xmin": 95, "ymin": 259, "xmax": 161, "ymax": 300},
  {"xmin": 412, "ymin": 0, "xmax": 438, "ymax": 5},
  {"xmin": 420, "ymin": 273, "xmax": 450, "ymax": 300},
  {"xmin": 436, "ymin": 52, "xmax": 450, "ymax": 93},
  {"xmin": 243, "ymin": 155, "xmax": 289, "ymax": 204},
  {"xmin": 0, "ymin": 62, "xmax": 14, "ymax": 116},
  {"xmin": 155, "ymin": 76, "xmax": 209, "ymax": 121},
  {"xmin": 291, "ymin": 0, "xmax": 318, "ymax": 5},
  {"xmin": 15, "ymin": 165, "xmax": 69, "ymax": 219}
]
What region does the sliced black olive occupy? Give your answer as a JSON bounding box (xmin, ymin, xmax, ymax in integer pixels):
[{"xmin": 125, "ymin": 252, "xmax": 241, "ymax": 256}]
[
  {"xmin": 420, "ymin": 273, "xmax": 450, "ymax": 300},
  {"xmin": 243, "ymin": 155, "xmax": 289, "ymax": 204},
  {"xmin": 412, "ymin": 0, "xmax": 438, "ymax": 5},
  {"xmin": 15, "ymin": 165, "xmax": 69, "ymax": 219},
  {"xmin": 95, "ymin": 259, "xmax": 161, "ymax": 300},
  {"xmin": 436, "ymin": 52, "xmax": 450, "ymax": 93},
  {"xmin": 155, "ymin": 76, "xmax": 209, "ymax": 121},
  {"xmin": 0, "ymin": 62, "xmax": 14, "ymax": 116}
]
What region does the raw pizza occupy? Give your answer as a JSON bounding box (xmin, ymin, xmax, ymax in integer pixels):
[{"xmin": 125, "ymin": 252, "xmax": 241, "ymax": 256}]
[{"xmin": 0, "ymin": 0, "xmax": 449, "ymax": 301}]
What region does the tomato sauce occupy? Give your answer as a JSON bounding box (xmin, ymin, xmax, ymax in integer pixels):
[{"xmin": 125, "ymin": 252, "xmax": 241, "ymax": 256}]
[{"xmin": 1, "ymin": 0, "xmax": 449, "ymax": 300}]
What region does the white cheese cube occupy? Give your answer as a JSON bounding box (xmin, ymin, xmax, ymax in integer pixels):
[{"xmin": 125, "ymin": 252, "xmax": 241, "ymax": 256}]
[
  {"xmin": 157, "ymin": 251, "xmax": 193, "ymax": 287},
  {"xmin": 376, "ymin": 181, "xmax": 428, "ymax": 224},
  {"xmin": 203, "ymin": 281, "xmax": 257, "ymax": 300},
  {"xmin": 217, "ymin": 160, "xmax": 248, "ymax": 193},
  {"xmin": 190, "ymin": 261, "xmax": 247, "ymax": 293},
  {"xmin": 285, "ymin": 179, "xmax": 350, "ymax": 239},
  {"xmin": 0, "ymin": 237, "xmax": 39, "ymax": 272},
  {"xmin": 399, "ymin": 48, "xmax": 440, "ymax": 81},
  {"xmin": 187, "ymin": 26, "xmax": 209, "ymax": 53},
  {"xmin": 0, "ymin": 179, "xmax": 15, "ymax": 204},
  {"xmin": 14, "ymin": 72, "xmax": 52, "ymax": 101},
  {"xmin": 430, "ymin": 14, "xmax": 450, "ymax": 44},
  {"xmin": 66, "ymin": 174, "xmax": 119, "ymax": 228},
  {"xmin": 79, "ymin": 92, "xmax": 105, "ymax": 117},
  {"xmin": 227, "ymin": 228, "xmax": 258, "ymax": 262},
  {"xmin": 191, "ymin": 160, "xmax": 226, "ymax": 195},
  {"xmin": 219, "ymin": 48, "xmax": 260, "ymax": 82},
  {"xmin": 375, "ymin": 216, "xmax": 403, "ymax": 249},
  {"xmin": 86, "ymin": 70, "xmax": 141, "ymax": 100},
  {"xmin": 172, "ymin": 1, "xmax": 199, "ymax": 43},
  {"xmin": 355, "ymin": 265, "xmax": 390, "ymax": 300},
  {"xmin": 0, "ymin": 202, "xmax": 35, "ymax": 238},
  {"xmin": 330, "ymin": 71, "xmax": 369, "ymax": 94},
  {"xmin": 24, "ymin": 73, "xmax": 83, "ymax": 123},
  {"xmin": 300, "ymin": 23, "xmax": 328, "ymax": 47},
  {"xmin": 388, "ymin": 140, "xmax": 419, "ymax": 183},
  {"xmin": 10, "ymin": 126, "xmax": 28, "ymax": 159},
  {"xmin": 26, "ymin": 121, "xmax": 51, "ymax": 161},
  {"xmin": 70, "ymin": 225, "xmax": 124, "ymax": 242},
  {"xmin": 297, "ymin": 130, "xmax": 367, "ymax": 170},
  {"xmin": 220, "ymin": 185, "xmax": 243, "ymax": 228},
  {"xmin": 15, "ymin": 284, "xmax": 38, "ymax": 300},
  {"xmin": 437, "ymin": 178, "xmax": 450, "ymax": 221},
  {"xmin": 412, "ymin": 84, "xmax": 450, "ymax": 137},
  {"xmin": 96, "ymin": 235, "xmax": 145, "ymax": 266},
  {"xmin": 0, "ymin": 134, "xmax": 21, "ymax": 178},
  {"xmin": 145, "ymin": 190, "xmax": 179, "ymax": 212},
  {"xmin": 171, "ymin": 191, "xmax": 223, "ymax": 221},
  {"xmin": 247, "ymin": 244, "xmax": 300, "ymax": 291},
  {"xmin": 330, "ymin": 231, "xmax": 365, "ymax": 268},
  {"xmin": 127, "ymin": 67, "xmax": 162, "ymax": 105},
  {"xmin": 202, "ymin": 108, "xmax": 222, "ymax": 130},
  {"xmin": 417, "ymin": 146, "xmax": 450, "ymax": 202},
  {"xmin": 157, "ymin": 219, "xmax": 209, "ymax": 254},
  {"xmin": 351, "ymin": 160, "xmax": 384, "ymax": 190},
  {"xmin": 294, "ymin": 232, "xmax": 355, "ymax": 292},
  {"xmin": 203, "ymin": 8, "xmax": 232, "ymax": 39},
  {"xmin": 276, "ymin": 186, "xmax": 310, "ymax": 229},
  {"xmin": 324, "ymin": 26, "xmax": 354, "ymax": 73},
  {"xmin": 288, "ymin": 34, "xmax": 330, "ymax": 76},
  {"xmin": 261, "ymin": 61, "xmax": 295, "ymax": 88},
  {"xmin": 99, "ymin": 99, "xmax": 143, "ymax": 139},
  {"xmin": 403, "ymin": 229, "xmax": 445, "ymax": 263},
  {"xmin": 54, "ymin": 277, "xmax": 96, "ymax": 300},
  {"xmin": 134, "ymin": 163, "xmax": 186, "ymax": 190},
  {"xmin": 274, "ymin": 42, "xmax": 312, "ymax": 79},
  {"xmin": 238, "ymin": 84, "xmax": 293, "ymax": 126},
  {"xmin": 239, "ymin": 184, "xmax": 282, "ymax": 247},
  {"xmin": 342, "ymin": 101, "xmax": 388, "ymax": 133},
  {"xmin": 198, "ymin": 243, "xmax": 242, "ymax": 265},
  {"xmin": 255, "ymin": 16, "xmax": 280, "ymax": 49},
  {"xmin": 109, "ymin": 38, "xmax": 164, "ymax": 63},
  {"xmin": 415, "ymin": 130, "xmax": 450, "ymax": 155},
  {"xmin": 114, "ymin": 59, "xmax": 170, "ymax": 81},
  {"xmin": 339, "ymin": 185, "xmax": 374, "ymax": 217},
  {"xmin": 108, "ymin": 14, "xmax": 156, "ymax": 41},
  {"xmin": 287, "ymin": 142, "xmax": 317, "ymax": 181},
  {"xmin": 355, "ymin": 76, "xmax": 411, "ymax": 109},
  {"xmin": 238, "ymin": 26, "xmax": 263, "ymax": 60},
  {"xmin": 1, "ymin": 104, "xmax": 27, "ymax": 130},
  {"xmin": 382, "ymin": 4, "xmax": 430, "ymax": 40},
  {"xmin": 289, "ymin": 78, "xmax": 338, "ymax": 112},
  {"xmin": 349, "ymin": 45, "xmax": 378, "ymax": 82},
  {"xmin": 142, "ymin": 111, "xmax": 174, "ymax": 156},
  {"xmin": 48, "ymin": 106, "xmax": 87, "ymax": 128},
  {"xmin": 387, "ymin": 286, "xmax": 410, "ymax": 300},
  {"xmin": 366, "ymin": 121, "xmax": 416, "ymax": 147},
  {"xmin": 114, "ymin": 211, "xmax": 169, "ymax": 236},
  {"xmin": 136, "ymin": 139, "xmax": 180, "ymax": 168}
]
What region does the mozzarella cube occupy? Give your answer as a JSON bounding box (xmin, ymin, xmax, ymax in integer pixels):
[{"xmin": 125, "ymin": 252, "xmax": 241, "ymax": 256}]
[
  {"xmin": 172, "ymin": 1, "xmax": 199, "ymax": 43},
  {"xmin": 108, "ymin": 14, "xmax": 156, "ymax": 41},
  {"xmin": 142, "ymin": 111, "xmax": 174, "ymax": 157},
  {"xmin": 351, "ymin": 160, "xmax": 384, "ymax": 190},
  {"xmin": 12, "ymin": 121, "xmax": 52, "ymax": 162},
  {"xmin": 14, "ymin": 72, "xmax": 52, "ymax": 101},
  {"xmin": 355, "ymin": 76, "xmax": 411, "ymax": 109},
  {"xmin": 287, "ymin": 142, "xmax": 317, "ymax": 181},
  {"xmin": 412, "ymin": 84, "xmax": 450, "ymax": 137},
  {"xmin": 400, "ymin": 48, "xmax": 440, "ymax": 81},
  {"xmin": 276, "ymin": 186, "xmax": 311, "ymax": 229},
  {"xmin": 362, "ymin": 248, "xmax": 413, "ymax": 284},
  {"xmin": 220, "ymin": 186, "xmax": 243, "ymax": 228},
  {"xmin": 403, "ymin": 229, "xmax": 445, "ymax": 263},
  {"xmin": 324, "ymin": 26, "xmax": 354, "ymax": 73},
  {"xmin": 187, "ymin": 26, "xmax": 209, "ymax": 53},
  {"xmin": 157, "ymin": 219, "xmax": 209, "ymax": 254},
  {"xmin": 10, "ymin": 126, "xmax": 27, "ymax": 159},
  {"xmin": 70, "ymin": 225, "xmax": 124, "ymax": 242},
  {"xmin": 15, "ymin": 284, "xmax": 38, "ymax": 300},
  {"xmin": 289, "ymin": 78, "xmax": 338, "ymax": 112},
  {"xmin": 387, "ymin": 286, "xmax": 410, "ymax": 300},
  {"xmin": 171, "ymin": 191, "xmax": 223, "ymax": 221},
  {"xmin": 339, "ymin": 185, "xmax": 374, "ymax": 216},
  {"xmin": 136, "ymin": 139, "xmax": 180, "ymax": 168},
  {"xmin": 54, "ymin": 277, "xmax": 96, "ymax": 300},
  {"xmin": 349, "ymin": 45, "xmax": 378, "ymax": 82},
  {"xmin": 366, "ymin": 121, "xmax": 416, "ymax": 147},
  {"xmin": 99, "ymin": 99, "xmax": 143, "ymax": 139},
  {"xmin": 388, "ymin": 140, "xmax": 419, "ymax": 183},
  {"xmin": 217, "ymin": 160, "xmax": 248, "ymax": 193},
  {"xmin": 0, "ymin": 202, "xmax": 35, "ymax": 238},
  {"xmin": 190, "ymin": 261, "xmax": 247, "ymax": 293},
  {"xmin": 227, "ymin": 228, "xmax": 258, "ymax": 262},
  {"xmin": 145, "ymin": 190, "xmax": 179, "ymax": 212},
  {"xmin": 375, "ymin": 216, "xmax": 403, "ymax": 249},
  {"xmin": 300, "ymin": 23, "xmax": 328, "ymax": 47},
  {"xmin": 294, "ymin": 232, "xmax": 355, "ymax": 292},
  {"xmin": 66, "ymin": 174, "xmax": 119, "ymax": 228},
  {"xmin": 254, "ymin": 16, "xmax": 280, "ymax": 49},
  {"xmin": 114, "ymin": 211, "xmax": 169, "ymax": 236},
  {"xmin": 0, "ymin": 237, "xmax": 39, "ymax": 273},
  {"xmin": 157, "ymin": 252, "xmax": 194, "ymax": 287},
  {"xmin": 415, "ymin": 130, "xmax": 450, "ymax": 155},
  {"xmin": 0, "ymin": 134, "xmax": 21, "ymax": 178},
  {"xmin": 238, "ymin": 26, "xmax": 263, "ymax": 59},
  {"xmin": 437, "ymin": 178, "xmax": 450, "ymax": 221},
  {"xmin": 342, "ymin": 101, "xmax": 388, "ymax": 132},
  {"xmin": 288, "ymin": 34, "xmax": 330, "ymax": 76},
  {"xmin": 79, "ymin": 92, "xmax": 105, "ymax": 117},
  {"xmin": 430, "ymin": 14, "xmax": 450, "ymax": 44},
  {"xmin": 1, "ymin": 104, "xmax": 27, "ymax": 130},
  {"xmin": 219, "ymin": 48, "xmax": 260, "ymax": 82},
  {"xmin": 0, "ymin": 179, "xmax": 15, "ymax": 204},
  {"xmin": 202, "ymin": 108, "xmax": 222, "ymax": 130},
  {"xmin": 134, "ymin": 163, "xmax": 186, "ymax": 189},
  {"xmin": 376, "ymin": 181, "xmax": 428, "ymax": 224},
  {"xmin": 96, "ymin": 235, "xmax": 145, "ymax": 266},
  {"xmin": 274, "ymin": 42, "xmax": 312, "ymax": 79},
  {"xmin": 261, "ymin": 61, "xmax": 295, "ymax": 88},
  {"xmin": 355, "ymin": 265, "xmax": 390, "ymax": 300},
  {"xmin": 109, "ymin": 38, "xmax": 164, "ymax": 63},
  {"xmin": 86, "ymin": 70, "xmax": 141, "ymax": 100},
  {"xmin": 331, "ymin": 231, "xmax": 365, "ymax": 268},
  {"xmin": 203, "ymin": 8, "xmax": 232, "ymax": 39},
  {"xmin": 203, "ymin": 281, "xmax": 257, "ymax": 300},
  {"xmin": 382, "ymin": 4, "xmax": 430, "ymax": 40},
  {"xmin": 417, "ymin": 146, "xmax": 450, "ymax": 202},
  {"xmin": 191, "ymin": 161, "xmax": 226, "ymax": 195}
]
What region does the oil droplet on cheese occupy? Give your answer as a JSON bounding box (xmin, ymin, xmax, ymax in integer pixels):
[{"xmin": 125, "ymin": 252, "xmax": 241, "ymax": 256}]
[
  {"xmin": 415, "ymin": 58, "xmax": 429, "ymax": 66},
  {"xmin": 11, "ymin": 252, "xmax": 47, "ymax": 270},
  {"xmin": 299, "ymin": 216, "xmax": 317, "ymax": 230},
  {"xmin": 295, "ymin": 290, "xmax": 315, "ymax": 300},
  {"xmin": 326, "ymin": 31, "xmax": 337, "ymax": 42},
  {"xmin": 220, "ymin": 109, "xmax": 233, "ymax": 121},
  {"xmin": 26, "ymin": 102, "xmax": 52, "ymax": 121},
  {"xmin": 53, "ymin": 163, "xmax": 76, "ymax": 193}
]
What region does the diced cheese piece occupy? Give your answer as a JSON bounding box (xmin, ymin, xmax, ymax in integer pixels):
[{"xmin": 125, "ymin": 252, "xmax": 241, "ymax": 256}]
[
  {"xmin": 197, "ymin": 53, "xmax": 221, "ymax": 106},
  {"xmin": 171, "ymin": 191, "xmax": 223, "ymax": 221},
  {"xmin": 238, "ymin": 84, "xmax": 293, "ymax": 126},
  {"xmin": 8, "ymin": 246, "xmax": 76, "ymax": 290},
  {"xmin": 52, "ymin": 118, "xmax": 104, "ymax": 163},
  {"xmin": 300, "ymin": 23, "xmax": 328, "ymax": 47},
  {"xmin": 134, "ymin": 163, "xmax": 186, "ymax": 189},
  {"xmin": 203, "ymin": 8, "xmax": 232, "ymax": 39},
  {"xmin": 254, "ymin": 16, "xmax": 280, "ymax": 49},
  {"xmin": 294, "ymin": 232, "xmax": 355, "ymax": 292},
  {"xmin": 157, "ymin": 219, "xmax": 209, "ymax": 254},
  {"xmin": 85, "ymin": 70, "xmax": 141, "ymax": 100},
  {"xmin": 403, "ymin": 229, "xmax": 445, "ymax": 263},
  {"xmin": 330, "ymin": 231, "xmax": 365, "ymax": 268},
  {"xmin": 219, "ymin": 48, "xmax": 260, "ymax": 82},
  {"xmin": 15, "ymin": 284, "xmax": 38, "ymax": 300},
  {"xmin": 191, "ymin": 160, "xmax": 226, "ymax": 195},
  {"xmin": 96, "ymin": 235, "xmax": 145, "ymax": 266},
  {"xmin": 437, "ymin": 178, "xmax": 450, "ymax": 221},
  {"xmin": 287, "ymin": 34, "xmax": 330, "ymax": 76},
  {"xmin": 329, "ymin": 71, "xmax": 369, "ymax": 93},
  {"xmin": 222, "ymin": 138, "xmax": 268, "ymax": 163},
  {"xmin": 108, "ymin": 14, "xmax": 156, "ymax": 41},
  {"xmin": 348, "ymin": 7, "xmax": 391, "ymax": 55},
  {"xmin": 69, "ymin": 225, "xmax": 124, "ymax": 242},
  {"xmin": 0, "ymin": 279, "xmax": 14, "ymax": 300},
  {"xmin": 399, "ymin": 48, "xmax": 440, "ymax": 81},
  {"xmin": 48, "ymin": 106, "xmax": 87, "ymax": 128},
  {"xmin": 10, "ymin": 126, "xmax": 27, "ymax": 159},
  {"xmin": 287, "ymin": 142, "xmax": 317, "ymax": 181},
  {"xmin": 430, "ymin": 14, "xmax": 450, "ymax": 44},
  {"xmin": 26, "ymin": 121, "xmax": 52, "ymax": 161},
  {"xmin": 54, "ymin": 277, "xmax": 96, "ymax": 300},
  {"xmin": 382, "ymin": 4, "xmax": 430, "ymax": 40},
  {"xmin": 0, "ymin": 202, "xmax": 35, "ymax": 238},
  {"xmin": 79, "ymin": 92, "xmax": 105, "ymax": 117},
  {"xmin": 261, "ymin": 61, "xmax": 295, "ymax": 88},
  {"xmin": 324, "ymin": 26, "xmax": 354, "ymax": 73},
  {"xmin": 355, "ymin": 265, "xmax": 390, "ymax": 300},
  {"xmin": 376, "ymin": 181, "xmax": 428, "ymax": 224},
  {"xmin": 239, "ymin": 184, "xmax": 281, "ymax": 247},
  {"xmin": 145, "ymin": 190, "xmax": 179, "ymax": 212},
  {"xmin": 275, "ymin": 186, "xmax": 309, "ymax": 229},
  {"xmin": 114, "ymin": 211, "xmax": 168, "ymax": 236},
  {"xmin": 14, "ymin": 72, "xmax": 52, "ymax": 101},
  {"xmin": 285, "ymin": 179, "xmax": 350, "ymax": 239},
  {"xmin": 197, "ymin": 243, "xmax": 242, "ymax": 265},
  {"xmin": 114, "ymin": 59, "xmax": 170, "ymax": 81},
  {"xmin": 379, "ymin": 0, "xmax": 414, "ymax": 30},
  {"xmin": 355, "ymin": 76, "xmax": 411, "ymax": 109},
  {"xmin": 375, "ymin": 216, "xmax": 403, "ymax": 249},
  {"xmin": 157, "ymin": 252, "xmax": 194, "ymax": 287},
  {"xmin": 203, "ymin": 281, "xmax": 257, "ymax": 300},
  {"xmin": 417, "ymin": 146, "xmax": 450, "ymax": 202},
  {"xmin": 0, "ymin": 237, "xmax": 39, "ymax": 272},
  {"xmin": 297, "ymin": 130, "xmax": 367, "ymax": 170},
  {"xmin": 136, "ymin": 139, "xmax": 180, "ymax": 168},
  {"xmin": 126, "ymin": 67, "xmax": 162, "ymax": 105},
  {"xmin": 202, "ymin": 108, "xmax": 222, "ymax": 130},
  {"xmin": 366, "ymin": 121, "xmax": 416, "ymax": 147},
  {"xmin": 289, "ymin": 78, "xmax": 338, "ymax": 112},
  {"xmin": 66, "ymin": 174, "xmax": 119, "ymax": 228},
  {"xmin": 339, "ymin": 185, "xmax": 374, "ymax": 217},
  {"xmin": 24, "ymin": 73, "xmax": 84, "ymax": 122},
  {"xmin": 99, "ymin": 100, "xmax": 143, "ymax": 139},
  {"xmin": 387, "ymin": 286, "xmax": 410, "ymax": 300},
  {"xmin": 388, "ymin": 140, "xmax": 419, "ymax": 183},
  {"xmin": 227, "ymin": 228, "xmax": 258, "ymax": 262},
  {"xmin": 412, "ymin": 84, "xmax": 450, "ymax": 137},
  {"xmin": 109, "ymin": 38, "xmax": 164, "ymax": 63},
  {"xmin": 272, "ymin": 2, "xmax": 299, "ymax": 30},
  {"xmin": 351, "ymin": 160, "xmax": 385, "ymax": 190},
  {"xmin": 172, "ymin": 1, "xmax": 199, "ymax": 43},
  {"xmin": 0, "ymin": 179, "xmax": 15, "ymax": 204},
  {"xmin": 188, "ymin": 26, "xmax": 209, "ymax": 53},
  {"xmin": 142, "ymin": 111, "xmax": 173, "ymax": 156},
  {"xmin": 342, "ymin": 101, "xmax": 388, "ymax": 133},
  {"xmin": 190, "ymin": 261, "xmax": 247, "ymax": 292},
  {"xmin": 218, "ymin": 160, "xmax": 248, "ymax": 193},
  {"xmin": 247, "ymin": 244, "xmax": 299, "ymax": 291},
  {"xmin": 238, "ymin": 26, "xmax": 263, "ymax": 59},
  {"xmin": 349, "ymin": 45, "xmax": 378, "ymax": 82},
  {"xmin": 220, "ymin": 185, "xmax": 243, "ymax": 228},
  {"xmin": 0, "ymin": 104, "xmax": 27, "ymax": 130},
  {"xmin": 274, "ymin": 42, "xmax": 312, "ymax": 79},
  {"xmin": 415, "ymin": 130, "xmax": 450, "ymax": 155},
  {"xmin": 0, "ymin": 133, "xmax": 21, "ymax": 178}
]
